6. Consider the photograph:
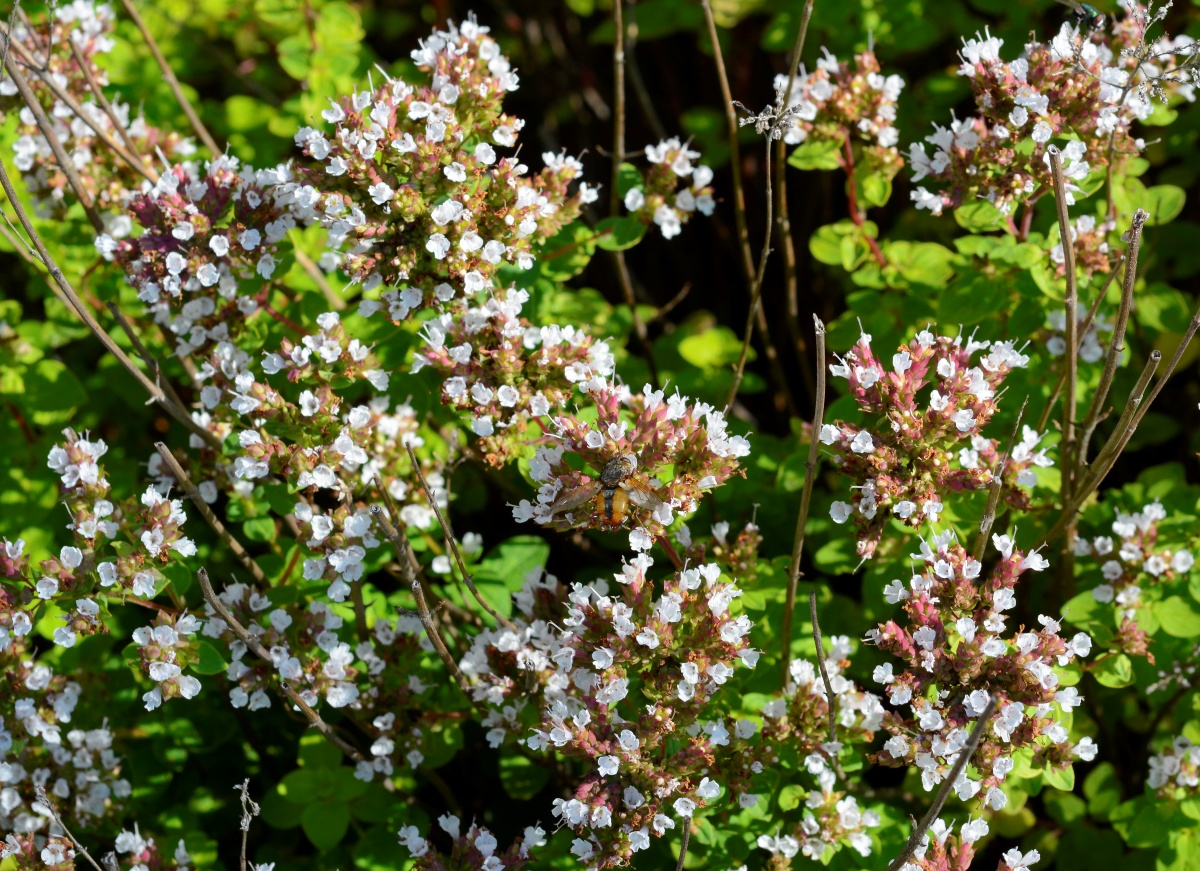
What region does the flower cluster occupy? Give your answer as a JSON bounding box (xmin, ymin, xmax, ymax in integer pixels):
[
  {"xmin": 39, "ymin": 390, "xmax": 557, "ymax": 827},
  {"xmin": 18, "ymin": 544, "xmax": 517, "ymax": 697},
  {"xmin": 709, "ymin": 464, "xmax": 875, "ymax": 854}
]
[
  {"xmin": 890, "ymin": 817, "xmax": 991, "ymax": 871},
  {"xmin": 398, "ymin": 815, "xmax": 545, "ymax": 871},
  {"xmin": 293, "ymin": 17, "xmax": 592, "ymax": 311},
  {"xmin": 1147, "ymin": 735, "xmax": 1200, "ymax": 797},
  {"xmin": 775, "ymin": 48, "xmax": 906, "ymax": 174},
  {"xmin": 1049, "ymin": 213, "xmax": 1116, "ymax": 279},
  {"xmin": 622, "ymin": 138, "xmax": 715, "ymax": 239},
  {"xmin": 909, "ymin": 10, "xmax": 1185, "ymax": 217},
  {"xmin": 501, "ymin": 559, "xmax": 753, "ymax": 868},
  {"xmin": 824, "ymin": 329, "xmax": 1044, "ymax": 558},
  {"xmin": 95, "ymin": 157, "xmax": 295, "ymax": 356},
  {"xmin": 132, "ymin": 612, "xmax": 205, "ymax": 710},
  {"xmin": 513, "ymin": 382, "xmax": 750, "ymax": 540},
  {"xmin": 1075, "ymin": 500, "xmax": 1195, "ymax": 660},
  {"xmin": 413, "ymin": 287, "xmax": 615, "ymax": 464},
  {"xmin": 1045, "ymin": 305, "xmax": 1114, "ymax": 364},
  {"xmin": 0, "ymin": 0, "xmax": 195, "ymax": 217},
  {"xmin": 868, "ymin": 531, "xmax": 1096, "ymax": 804}
]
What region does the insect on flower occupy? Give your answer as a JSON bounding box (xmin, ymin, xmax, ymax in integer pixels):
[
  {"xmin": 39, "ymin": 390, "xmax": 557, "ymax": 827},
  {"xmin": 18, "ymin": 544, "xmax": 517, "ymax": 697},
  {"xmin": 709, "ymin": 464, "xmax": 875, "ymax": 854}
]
[{"xmin": 546, "ymin": 453, "xmax": 667, "ymax": 528}]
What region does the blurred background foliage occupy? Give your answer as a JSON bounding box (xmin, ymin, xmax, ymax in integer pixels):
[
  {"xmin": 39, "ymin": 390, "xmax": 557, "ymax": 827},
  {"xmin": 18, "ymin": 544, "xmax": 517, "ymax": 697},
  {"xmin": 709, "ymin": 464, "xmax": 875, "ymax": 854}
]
[{"xmin": 2, "ymin": 0, "xmax": 1200, "ymax": 869}]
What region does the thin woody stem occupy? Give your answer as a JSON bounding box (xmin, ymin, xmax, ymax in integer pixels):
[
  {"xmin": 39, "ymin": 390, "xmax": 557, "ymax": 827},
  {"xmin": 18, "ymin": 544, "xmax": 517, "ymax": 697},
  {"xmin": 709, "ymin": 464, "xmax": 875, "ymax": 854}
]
[
  {"xmin": 0, "ymin": 141, "xmax": 221, "ymax": 450},
  {"xmin": 1075, "ymin": 208, "xmax": 1147, "ymax": 474},
  {"xmin": 154, "ymin": 442, "xmax": 269, "ymax": 586},
  {"xmin": 371, "ymin": 505, "xmax": 478, "ymax": 707},
  {"xmin": 884, "ymin": 695, "xmax": 999, "ymax": 871},
  {"xmin": 781, "ymin": 315, "xmax": 826, "ymax": 683},
  {"xmin": 405, "ymin": 444, "xmax": 517, "ymax": 631},
  {"xmin": 111, "ymin": 303, "xmax": 190, "ymax": 415},
  {"xmin": 674, "ymin": 823, "xmax": 691, "ymax": 871},
  {"xmin": 197, "ymin": 567, "xmax": 366, "ymax": 763},
  {"xmin": 119, "ymin": 0, "xmax": 221, "ymax": 156},
  {"xmin": 809, "ymin": 589, "xmax": 838, "ymax": 745},
  {"xmin": 67, "ymin": 32, "xmax": 151, "ymax": 172},
  {"xmin": 725, "ymin": 136, "xmax": 774, "ymax": 413},
  {"xmin": 971, "ymin": 397, "xmax": 1028, "ymax": 563},
  {"xmin": 32, "ymin": 786, "xmax": 105, "ymax": 871},
  {"xmin": 1047, "ymin": 147, "xmax": 1078, "ymax": 507}
]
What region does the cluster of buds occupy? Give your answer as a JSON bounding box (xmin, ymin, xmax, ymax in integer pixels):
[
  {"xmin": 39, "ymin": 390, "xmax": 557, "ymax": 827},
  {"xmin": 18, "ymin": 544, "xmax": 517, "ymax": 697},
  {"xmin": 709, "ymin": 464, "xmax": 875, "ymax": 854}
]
[
  {"xmin": 889, "ymin": 818, "xmax": 991, "ymax": 871},
  {"xmin": 622, "ymin": 138, "xmax": 715, "ymax": 239},
  {"xmin": 1147, "ymin": 735, "xmax": 1200, "ymax": 796},
  {"xmin": 398, "ymin": 817, "xmax": 544, "ymax": 871},
  {"xmin": 674, "ymin": 519, "xmax": 764, "ymax": 583},
  {"xmin": 95, "ymin": 157, "xmax": 295, "ymax": 356},
  {"xmin": 513, "ymin": 382, "xmax": 750, "ymax": 540},
  {"xmin": 292, "ymin": 17, "xmax": 592, "ymax": 310},
  {"xmin": 1045, "ymin": 305, "xmax": 1114, "ymax": 364},
  {"xmin": 413, "ymin": 287, "xmax": 615, "ymax": 464},
  {"xmin": 467, "ymin": 557, "xmax": 758, "ymax": 868},
  {"xmin": 0, "ymin": 657, "xmax": 131, "ymax": 833},
  {"xmin": 775, "ymin": 48, "xmax": 906, "ymax": 174},
  {"xmin": 1049, "ymin": 214, "xmax": 1116, "ymax": 279},
  {"xmin": 132, "ymin": 612, "xmax": 204, "ymax": 710},
  {"xmin": 868, "ymin": 531, "xmax": 1096, "ymax": 805},
  {"xmin": 0, "ymin": 0, "xmax": 196, "ymax": 218},
  {"xmin": 823, "ymin": 329, "xmax": 1043, "ymax": 558},
  {"xmin": 908, "ymin": 9, "xmax": 1187, "ymax": 217},
  {"xmin": 1075, "ymin": 500, "xmax": 1195, "ymax": 660}
]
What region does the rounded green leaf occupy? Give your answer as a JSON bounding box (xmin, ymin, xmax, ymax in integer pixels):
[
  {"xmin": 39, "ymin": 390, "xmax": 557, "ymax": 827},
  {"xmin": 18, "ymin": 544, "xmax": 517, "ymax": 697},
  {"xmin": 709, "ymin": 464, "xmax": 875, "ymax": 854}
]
[
  {"xmin": 302, "ymin": 799, "xmax": 350, "ymax": 851},
  {"xmin": 1154, "ymin": 596, "xmax": 1200, "ymax": 638},
  {"xmin": 595, "ymin": 216, "xmax": 647, "ymax": 252},
  {"xmin": 499, "ymin": 754, "xmax": 550, "ymax": 800},
  {"xmin": 1092, "ymin": 653, "xmax": 1134, "ymax": 687},
  {"xmin": 192, "ymin": 641, "xmax": 229, "ymax": 676}
]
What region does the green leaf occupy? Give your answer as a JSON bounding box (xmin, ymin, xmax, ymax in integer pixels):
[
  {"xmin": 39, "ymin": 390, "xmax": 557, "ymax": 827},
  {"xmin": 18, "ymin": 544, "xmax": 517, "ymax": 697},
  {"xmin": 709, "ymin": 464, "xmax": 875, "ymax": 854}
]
[
  {"xmin": 778, "ymin": 784, "xmax": 806, "ymax": 811},
  {"xmin": 1154, "ymin": 596, "xmax": 1200, "ymax": 638},
  {"xmin": 954, "ymin": 201, "xmax": 1005, "ymax": 232},
  {"xmin": 499, "ymin": 755, "xmax": 550, "ymax": 800},
  {"xmin": 678, "ymin": 327, "xmax": 746, "ymax": 369},
  {"xmin": 192, "ymin": 641, "xmax": 229, "ymax": 676},
  {"xmin": 809, "ymin": 220, "xmax": 858, "ymax": 266},
  {"xmin": 1084, "ymin": 763, "xmax": 1122, "ymax": 821},
  {"xmin": 539, "ymin": 223, "xmax": 596, "ymax": 281},
  {"xmin": 1145, "ymin": 185, "xmax": 1186, "ymax": 226},
  {"xmin": 1093, "ymin": 653, "xmax": 1134, "ymax": 688},
  {"xmin": 1044, "ymin": 764, "xmax": 1075, "ymax": 791},
  {"xmin": 860, "ymin": 173, "xmax": 892, "ymax": 208},
  {"xmin": 22, "ymin": 359, "xmax": 87, "ymax": 425},
  {"xmin": 595, "ymin": 216, "xmax": 647, "ymax": 252},
  {"xmin": 242, "ymin": 516, "xmax": 277, "ymax": 543},
  {"xmin": 616, "ymin": 163, "xmax": 643, "ymax": 199},
  {"xmin": 302, "ymin": 799, "xmax": 350, "ymax": 851},
  {"xmin": 788, "ymin": 139, "xmax": 842, "ymax": 171},
  {"xmin": 1160, "ymin": 827, "xmax": 1200, "ymax": 871}
]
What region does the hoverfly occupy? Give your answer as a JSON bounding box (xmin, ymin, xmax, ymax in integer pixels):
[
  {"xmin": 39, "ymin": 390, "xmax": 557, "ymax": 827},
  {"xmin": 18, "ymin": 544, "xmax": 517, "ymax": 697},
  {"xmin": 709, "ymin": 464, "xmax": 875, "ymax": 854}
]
[
  {"xmin": 546, "ymin": 453, "xmax": 667, "ymax": 528},
  {"xmin": 1055, "ymin": 0, "xmax": 1104, "ymax": 32}
]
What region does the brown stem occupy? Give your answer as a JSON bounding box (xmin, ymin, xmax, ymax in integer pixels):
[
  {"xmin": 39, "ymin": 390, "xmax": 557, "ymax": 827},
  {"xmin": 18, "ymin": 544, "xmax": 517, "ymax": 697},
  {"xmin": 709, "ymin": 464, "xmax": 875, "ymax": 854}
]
[
  {"xmin": 781, "ymin": 315, "xmax": 825, "ymax": 683},
  {"xmin": 31, "ymin": 787, "xmax": 105, "ymax": 871},
  {"xmin": 971, "ymin": 398, "xmax": 1028, "ymax": 563},
  {"xmin": 655, "ymin": 533, "xmax": 684, "ymax": 570},
  {"xmin": 67, "ymin": 33, "xmax": 149, "ymax": 170},
  {"xmin": 809, "ymin": 589, "xmax": 838, "ymax": 745},
  {"xmin": 293, "ymin": 244, "xmax": 345, "ymax": 311},
  {"xmin": 197, "ymin": 567, "xmax": 366, "ymax": 763},
  {"xmin": 350, "ymin": 578, "xmax": 370, "ymax": 644},
  {"xmin": 154, "ymin": 442, "xmax": 268, "ymax": 586},
  {"xmin": 110, "ymin": 302, "xmax": 190, "ymax": 416},
  {"xmin": 118, "ymin": 0, "xmax": 221, "ymax": 156},
  {"xmin": 371, "ymin": 505, "xmax": 478, "ymax": 707},
  {"xmin": 725, "ymin": 136, "xmax": 775, "ymax": 413},
  {"xmin": 675, "ymin": 822, "xmax": 691, "ymax": 871},
  {"xmin": 884, "ymin": 695, "xmax": 999, "ymax": 871},
  {"xmin": 2, "ymin": 49, "xmax": 103, "ymax": 231},
  {"xmin": 0, "ymin": 141, "xmax": 220, "ymax": 449},
  {"xmin": 842, "ymin": 137, "xmax": 886, "ymax": 267},
  {"xmin": 1047, "ymin": 146, "xmax": 1079, "ymax": 508},
  {"xmin": 1075, "ymin": 209, "xmax": 1147, "ymax": 474}
]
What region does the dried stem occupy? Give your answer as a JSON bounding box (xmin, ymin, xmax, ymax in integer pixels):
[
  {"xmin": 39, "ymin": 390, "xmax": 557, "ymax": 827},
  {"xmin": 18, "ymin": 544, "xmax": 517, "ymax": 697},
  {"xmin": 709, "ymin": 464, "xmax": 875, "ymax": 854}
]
[
  {"xmin": 234, "ymin": 779, "xmax": 260, "ymax": 871},
  {"xmin": 196, "ymin": 567, "xmax": 367, "ymax": 763},
  {"xmin": 2, "ymin": 47, "xmax": 103, "ymax": 230},
  {"xmin": 0, "ymin": 139, "xmax": 221, "ymax": 449},
  {"xmin": 970, "ymin": 397, "xmax": 1028, "ymax": 563},
  {"xmin": 32, "ymin": 786, "xmax": 105, "ymax": 871},
  {"xmin": 1075, "ymin": 209, "xmax": 1147, "ymax": 474},
  {"xmin": 1047, "ymin": 147, "xmax": 1078, "ymax": 505},
  {"xmin": 884, "ymin": 695, "xmax": 999, "ymax": 871},
  {"xmin": 67, "ymin": 33, "xmax": 150, "ymax": 171},
  {"xmin": 111, "ymin": 303, "xmax": 190, "ymax": 415},
  {"xmin": 404, "ymin": 444, "xmax": 516, "ymax": 630},
  {"xmin": 1035, "ymin": 257, "xmax": 1124, "ymax": 432},
  {"xmin": 118, "ymin": 0, "xmax": 221, "ymax": 156},
  {"xmin": 371, "ymin": 504, "xmax": 478, "ymax": 706},
  {"xmin": 809, "ymin": 590, "xmax": 838, "ymax": 745},
  {"xmin": 675, "ymin": 823, "xmax": 691, "ymax": 871},
  {"xmin": 724, "ymin": 135, "xmax": 774, "ymax": 413},
  {"xmin": 154, "ymin": 442, "xmax": 269, "ymax": 586},
  {"xmin": 609, "ymin": 0, "xmax": 657, "ymax": 385},
  {"xmin": 781, "ymin": 315, "xmax": 826, "ymax": 682}
]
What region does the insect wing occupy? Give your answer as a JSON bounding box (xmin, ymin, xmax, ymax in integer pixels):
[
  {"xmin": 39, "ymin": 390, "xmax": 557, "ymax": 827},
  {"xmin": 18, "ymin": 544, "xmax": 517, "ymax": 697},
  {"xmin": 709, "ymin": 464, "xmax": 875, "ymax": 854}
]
[
  {"xmin": 623, "ymin": 481, "xmax": 668, "ymax": 514},
  {"xmin": 1054, "ymin": 0, "xmax": 1086, "ymax": 12},
  {"xmin": 548, "ymin": 480, "xmax": 603, "ymax": 516}
]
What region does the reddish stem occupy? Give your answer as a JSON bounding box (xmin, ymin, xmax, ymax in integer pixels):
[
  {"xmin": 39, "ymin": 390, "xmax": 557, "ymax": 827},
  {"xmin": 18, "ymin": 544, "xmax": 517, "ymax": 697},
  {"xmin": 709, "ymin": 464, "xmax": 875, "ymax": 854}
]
[
  {"xmin": 654, "ymin": 534, "xmax": 684, "ymax": 570},
  {"xmin": 841, "ymin": 136, "xmax": 886, "ymax": 268}
]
